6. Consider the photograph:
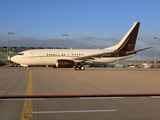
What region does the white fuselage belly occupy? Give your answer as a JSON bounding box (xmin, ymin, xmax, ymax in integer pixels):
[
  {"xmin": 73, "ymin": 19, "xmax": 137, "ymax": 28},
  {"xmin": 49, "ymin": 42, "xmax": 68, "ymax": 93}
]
[{"xmin": 88, "ymin": 54, "xmax": 135, "ymax": 63}]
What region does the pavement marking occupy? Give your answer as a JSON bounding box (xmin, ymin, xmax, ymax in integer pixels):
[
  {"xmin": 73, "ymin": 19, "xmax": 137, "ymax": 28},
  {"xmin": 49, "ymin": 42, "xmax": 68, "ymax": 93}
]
[
  {"xmin": 3, "ymin": 98, "xmax": 44, "ymax": 101},
  {"xmin": 80, "ymin": 97, "xmax": 124, "ymax": 99},
  {"xmin": 33, "ymin": 109, "xmax": 117, "ymax": 114},
  {"xmin": 151, "ymin": 96, "xmax": 160, "ymax": 98},
  {"xmin": 21, "ymin": 70, "xmax": 33, "ymax": 120}
]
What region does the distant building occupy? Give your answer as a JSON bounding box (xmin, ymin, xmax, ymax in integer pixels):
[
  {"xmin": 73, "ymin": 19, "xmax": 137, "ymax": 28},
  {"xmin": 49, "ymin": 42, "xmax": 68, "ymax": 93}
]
[{"xmin": 122, "ymin": 60, "xmax": 160, "ymax": 68}]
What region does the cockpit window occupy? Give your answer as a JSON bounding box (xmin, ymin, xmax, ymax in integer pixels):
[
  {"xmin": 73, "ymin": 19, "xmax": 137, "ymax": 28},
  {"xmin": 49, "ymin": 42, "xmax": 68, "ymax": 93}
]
[{"xmin": 18, "ymin": 53, "xmax": 24, "ymax": 55}]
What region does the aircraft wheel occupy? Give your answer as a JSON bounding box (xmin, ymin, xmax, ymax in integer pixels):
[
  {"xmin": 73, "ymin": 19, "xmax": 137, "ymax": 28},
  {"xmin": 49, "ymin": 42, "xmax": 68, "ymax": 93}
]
[
  {"xmin": 80, "ymin": 66, "xmax": 85, "ymax": 70},
  {"xmin": 26, "ymin": 67, "xmax": 30, "ymax": 70},
  {"xmin": 75, "ymin": 66, "xmax": 79, "ymax": 70}
]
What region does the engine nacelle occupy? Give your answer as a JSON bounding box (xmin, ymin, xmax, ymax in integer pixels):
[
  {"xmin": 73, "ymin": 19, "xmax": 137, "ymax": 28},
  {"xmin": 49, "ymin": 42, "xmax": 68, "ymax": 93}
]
[{"xmin": 56, "ymin": 59, "xmax": 75, "ymax": 68}]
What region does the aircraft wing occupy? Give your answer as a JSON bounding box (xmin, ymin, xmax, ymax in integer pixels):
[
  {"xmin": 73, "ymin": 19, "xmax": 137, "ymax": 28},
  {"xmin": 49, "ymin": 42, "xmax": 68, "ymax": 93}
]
[
  {"xmin": 73, "ymin": 50, "xmax": 115, "ymax": 61},
  {"xmin": 73, "ymin": 46, "xmax": 153, "ymax": 61},
  {"xmin": 126, "ymin": 46, "xmax": 153, "ymax": 54}
]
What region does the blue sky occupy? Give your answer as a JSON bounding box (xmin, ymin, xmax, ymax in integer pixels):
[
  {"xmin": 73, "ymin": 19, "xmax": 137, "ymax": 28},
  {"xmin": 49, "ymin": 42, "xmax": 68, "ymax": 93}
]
[{"xmin": 0, "ymin": 0, "xmax": 160, "ymax": 60}]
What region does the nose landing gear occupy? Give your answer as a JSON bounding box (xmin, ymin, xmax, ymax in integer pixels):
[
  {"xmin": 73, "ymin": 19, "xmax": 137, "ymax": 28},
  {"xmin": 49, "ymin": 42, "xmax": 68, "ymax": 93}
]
[{"xmin": 26, "ymin": 67, "xmax": 30, "ymax": 70}]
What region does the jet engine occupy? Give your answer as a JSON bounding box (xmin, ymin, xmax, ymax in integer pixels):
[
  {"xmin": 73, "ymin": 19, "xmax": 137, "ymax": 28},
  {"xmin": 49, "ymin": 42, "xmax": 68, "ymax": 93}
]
[{"xmin": 55, "ymin": 59, "xmax": 75, "ymax": 68}]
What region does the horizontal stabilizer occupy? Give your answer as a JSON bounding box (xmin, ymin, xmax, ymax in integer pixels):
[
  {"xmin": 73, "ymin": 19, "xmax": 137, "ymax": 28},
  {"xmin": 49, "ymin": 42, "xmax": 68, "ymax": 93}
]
[{"xmin": 126, "ymin": 47, "xmax": 153, "ymax": 54}]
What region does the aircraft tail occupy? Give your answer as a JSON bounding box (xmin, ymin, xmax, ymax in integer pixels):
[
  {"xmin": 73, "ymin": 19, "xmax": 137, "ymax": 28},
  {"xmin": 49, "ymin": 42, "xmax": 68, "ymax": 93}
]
[{"xmin": 105, "ymin": 22, "xmax": 140, "ymax": 52}]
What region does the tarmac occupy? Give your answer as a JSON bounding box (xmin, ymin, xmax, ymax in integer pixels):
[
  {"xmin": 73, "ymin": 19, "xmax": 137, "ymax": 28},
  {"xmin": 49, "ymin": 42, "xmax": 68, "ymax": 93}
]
[{"xmin": 0, "ymin": 67, "xmax": 160, "ymax": 120}]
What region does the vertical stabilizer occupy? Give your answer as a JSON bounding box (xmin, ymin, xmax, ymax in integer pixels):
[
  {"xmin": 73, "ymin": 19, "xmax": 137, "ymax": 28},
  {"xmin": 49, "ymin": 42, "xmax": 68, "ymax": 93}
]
[{"xmin": 105, "ymin": 22, "xmax": 140, "ymax": 51}]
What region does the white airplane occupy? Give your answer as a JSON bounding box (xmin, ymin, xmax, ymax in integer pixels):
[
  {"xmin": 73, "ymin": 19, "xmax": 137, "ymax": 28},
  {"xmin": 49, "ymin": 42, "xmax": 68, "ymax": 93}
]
[{"xmin": 11, "ymin": 22, "xmax": 152, "ymax": 70}]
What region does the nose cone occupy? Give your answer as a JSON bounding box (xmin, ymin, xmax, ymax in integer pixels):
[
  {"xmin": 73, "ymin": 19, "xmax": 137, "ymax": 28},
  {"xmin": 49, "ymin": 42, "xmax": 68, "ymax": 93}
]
[{"xmin": 10, "ymin": 56, "xmax": 18, "ymax": 63}]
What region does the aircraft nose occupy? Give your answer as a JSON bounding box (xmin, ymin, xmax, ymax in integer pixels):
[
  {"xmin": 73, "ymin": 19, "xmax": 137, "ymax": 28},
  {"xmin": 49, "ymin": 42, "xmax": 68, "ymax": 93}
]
[{"xmin": 10, "ymin": 56, "xmax": 17, "ymax": 63}]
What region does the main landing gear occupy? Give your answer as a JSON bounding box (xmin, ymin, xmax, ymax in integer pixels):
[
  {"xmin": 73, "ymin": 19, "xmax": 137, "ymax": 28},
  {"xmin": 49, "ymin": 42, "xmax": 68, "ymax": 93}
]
[{"xmin": 75, "ymin": 65, "xmax": 85, "ymax": 70}]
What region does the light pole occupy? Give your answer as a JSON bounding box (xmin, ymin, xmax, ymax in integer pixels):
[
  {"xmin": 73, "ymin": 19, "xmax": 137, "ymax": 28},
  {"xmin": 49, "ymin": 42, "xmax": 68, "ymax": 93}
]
[
  {"xmin": 62, "ymin": 34, "xmax": 68, "ymax": 49},
  {"xmin": 154, "ymin": 37, "xmax": 157, "ymax": 68},
  {"xmin": 7, "ymin": 32, "xmax": 14, "ymax": 65},
  {"xmin": 7, "ymin": 32, "xmax": 14, "ymax": 58}
]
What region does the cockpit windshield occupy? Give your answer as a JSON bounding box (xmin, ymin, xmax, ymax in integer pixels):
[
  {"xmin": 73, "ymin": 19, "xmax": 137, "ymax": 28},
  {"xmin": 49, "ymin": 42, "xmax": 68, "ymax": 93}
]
[{"xmin": 18, "ymin": 53, "xmax": 24, "ymax": 55}]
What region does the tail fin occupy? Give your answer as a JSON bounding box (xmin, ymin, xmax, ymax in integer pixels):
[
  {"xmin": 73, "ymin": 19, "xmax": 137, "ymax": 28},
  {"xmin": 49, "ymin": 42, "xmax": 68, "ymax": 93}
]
[{"xmin": 105, "ymin": 22, "xmax": 140, "ymax": 52}]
